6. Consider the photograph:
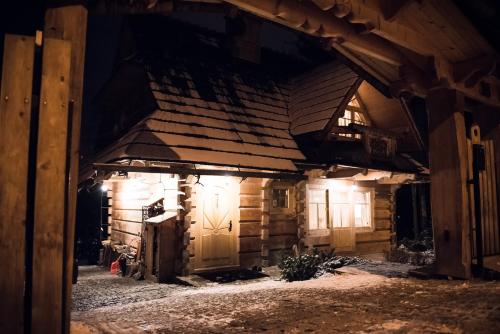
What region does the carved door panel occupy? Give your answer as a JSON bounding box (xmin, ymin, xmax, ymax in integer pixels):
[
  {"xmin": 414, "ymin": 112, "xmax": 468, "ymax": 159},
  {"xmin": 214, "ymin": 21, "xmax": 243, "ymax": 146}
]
[{"xmin": 196, "ymin": 177, "xmax": 238, "ymax": 269}]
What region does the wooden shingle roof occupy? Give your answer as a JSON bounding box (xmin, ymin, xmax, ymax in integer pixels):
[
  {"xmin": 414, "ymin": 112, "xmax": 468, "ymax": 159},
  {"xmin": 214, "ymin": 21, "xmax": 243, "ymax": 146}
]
[
  {"xmin": 96, "ymin": 43, "xmax": 305, "ymax": 171},
  {"xmin": 289, "ymin": 62, "xmax": 361, "ymax": 135},
  {"xmin": 87, "ymin": 16, "xmax": 425, "ymax": 177}
]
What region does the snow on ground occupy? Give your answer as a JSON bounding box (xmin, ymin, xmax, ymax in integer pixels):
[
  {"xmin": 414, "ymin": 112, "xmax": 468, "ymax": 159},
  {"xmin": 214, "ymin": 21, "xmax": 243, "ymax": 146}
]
[{"xmin": 72, "ymin": 263, "xmax": 500, "ymax": 333}]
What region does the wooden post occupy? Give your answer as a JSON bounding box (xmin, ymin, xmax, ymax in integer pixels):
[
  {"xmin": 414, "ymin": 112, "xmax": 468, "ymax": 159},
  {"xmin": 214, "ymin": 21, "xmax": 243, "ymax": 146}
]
[
  {"xmin": 44, "ymin": 5, "xmax": 88, "ymax": 333},
  {"xmin": 31, "ymin": 37, "xmax": 72, "ymax": 334},
  {"xmin": 0, "ymin": 34, "xmax": 35, "ymax": 334},
  {"xmin": 427, "ymin": 88, "xmax": 472, "ymax": 279}
]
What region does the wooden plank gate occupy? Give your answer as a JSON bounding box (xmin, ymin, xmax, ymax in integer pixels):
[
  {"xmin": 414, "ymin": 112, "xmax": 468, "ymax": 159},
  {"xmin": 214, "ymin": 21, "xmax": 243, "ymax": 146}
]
[
  {"xmin": 0, "ymin": 33, "xmax": 72, "ymax": 334},
  {"xmin": 0, "ymin": 4, "xmax": 87, "ymax": 331}
]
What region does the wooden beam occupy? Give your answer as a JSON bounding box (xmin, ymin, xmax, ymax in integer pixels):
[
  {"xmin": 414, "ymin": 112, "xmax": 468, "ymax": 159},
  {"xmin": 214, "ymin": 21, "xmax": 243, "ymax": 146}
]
[
  {"xmin": 31, "ymin": 37, "xmax": 71, "ymax": 334},
  {"xmin": 427, "ymin": 88, "xmax": 471, "ymax": 279},
  {"xmin": 338, "ymin": 0, "xmax": 435, "ymax": 56},
  {"xmin": 93, "ymin": 163, "xmax": 307, "ymax": 180},
  {"xmin": 90, "ymin": 0, "xmax": 174, "ymax": 14},
  {"xmin": 452, "ymin": 55, "xmax": 497, "ymax": 87},
  {"xmin": 0, "ymin": 34, "xmax": 35, "ymax": 334},
  {"xmin": 354, "ymin": 91, "xmax": 373, "ymax": 126},
  {"xmin": 44, "ymin": 6, "xmax": 88, "ymax": 333},
  {"xmin": 226, "ymin": 0, "xmax": 412, "ymax": 66},
  {"xmin": 378, "ymin": 0, "xmax": 413, "ymax": 21}
]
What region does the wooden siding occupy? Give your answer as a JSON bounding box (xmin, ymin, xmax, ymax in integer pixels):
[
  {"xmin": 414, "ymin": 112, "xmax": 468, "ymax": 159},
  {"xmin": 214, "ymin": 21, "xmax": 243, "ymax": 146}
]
[
  {"xmin": 239, "ymin": 178, "xmax": 263, "ymax": 268},
  {"xmin": 356, "ymin": 184, "xmax": 395, "ymax": 255},
  {"xmin": 108, "ymin": 173, "xmax": 178, "ymax": 252},
  {"xmin": 265, "ymin": 180, "xmax": 299, "ymax": 265},
  {"xmin": 289, "ymin": 62, "xmax": 359, "ymax": 135},
  {"xmin": 472, "ymin": 140, "xmax": 500, "ymax": 257}
]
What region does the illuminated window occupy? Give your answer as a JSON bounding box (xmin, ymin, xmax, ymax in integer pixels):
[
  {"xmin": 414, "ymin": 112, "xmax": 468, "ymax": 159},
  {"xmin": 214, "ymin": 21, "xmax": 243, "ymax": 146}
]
[
  {"xmin": 337, "ymin": 96, "xmax": 366, "ymax": 139},
  {"xmin": 331, "ymin": 191, "xmax": 351, "ymax": 228},
  {"xmin": 353, "ymin": 191, "xmax": 371, "ymax": 227},
  {"xmin": 272, "ymin": 188, "xmax": 289, "ymax": 209},
  {"xmin": 331, "ymin": 189, "xmax": 372, "ymax": 229},
  {"xmin": 308, "ymin": 189, "xmax": 328, "ymax": 230}
]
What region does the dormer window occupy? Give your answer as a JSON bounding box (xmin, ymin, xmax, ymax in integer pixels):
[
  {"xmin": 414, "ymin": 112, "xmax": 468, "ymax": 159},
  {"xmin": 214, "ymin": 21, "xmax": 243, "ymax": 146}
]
[{"xmin": 337, "ymin": 96, "xmax": 367, "ymax": 139}]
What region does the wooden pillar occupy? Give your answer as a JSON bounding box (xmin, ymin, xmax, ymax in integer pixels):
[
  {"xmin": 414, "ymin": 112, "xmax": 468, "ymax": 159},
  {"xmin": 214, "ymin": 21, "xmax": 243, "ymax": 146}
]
[
  {"xmin": 427, "ymin": 88, "xmax": 472, "ymax": 279},
  {"xmin": 43, "ymin": 5, "xmax": 87, "ymax": 333},
  {"xmin": 31, "ymin": 37, "xmax": 72, "ymax": 334},
  {"xmin": 0, "ymin": 34, "xmax": 35, "ymax": 334}
]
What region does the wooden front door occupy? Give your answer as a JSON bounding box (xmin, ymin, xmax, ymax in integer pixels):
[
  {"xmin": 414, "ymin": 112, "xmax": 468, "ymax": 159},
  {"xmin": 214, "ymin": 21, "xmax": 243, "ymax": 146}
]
[
  {"xmin": 330, "ymin": 191, "xmax": 356, "ymax": 252},
  {"xmin": 196, "ymin": 176, "xmax": 239, "ymax": 269}
]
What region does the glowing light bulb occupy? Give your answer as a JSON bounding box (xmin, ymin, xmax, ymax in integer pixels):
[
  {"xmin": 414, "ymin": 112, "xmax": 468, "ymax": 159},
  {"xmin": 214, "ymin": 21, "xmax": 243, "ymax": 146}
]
[{"xmin": 100, "ymin": 184, "xmax": 108, "ymax": 192}]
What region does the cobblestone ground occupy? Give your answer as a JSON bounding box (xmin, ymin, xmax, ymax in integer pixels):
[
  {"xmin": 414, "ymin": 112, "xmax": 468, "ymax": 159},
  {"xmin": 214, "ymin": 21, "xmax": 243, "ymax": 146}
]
[{"xmin": 72, "ymin": 264, "xmax": 500, "ymax": 333}]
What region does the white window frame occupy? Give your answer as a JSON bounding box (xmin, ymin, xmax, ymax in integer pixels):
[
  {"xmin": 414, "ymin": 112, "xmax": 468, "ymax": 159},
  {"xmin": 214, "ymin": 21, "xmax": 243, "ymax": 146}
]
[{"xmin": 330, "ymin": 187, "xmax": 375, "ymax": 232}]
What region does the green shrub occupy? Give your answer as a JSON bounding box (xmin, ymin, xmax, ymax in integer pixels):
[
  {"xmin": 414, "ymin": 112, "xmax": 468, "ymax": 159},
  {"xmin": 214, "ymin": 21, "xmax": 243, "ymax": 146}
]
[
  {"xmin": 279, "ymin": 248, "xmax": 368, "ymax": 282},
  {"xmin": 279, "ymin": 249, "xmax": 339, "ymax": 282}
]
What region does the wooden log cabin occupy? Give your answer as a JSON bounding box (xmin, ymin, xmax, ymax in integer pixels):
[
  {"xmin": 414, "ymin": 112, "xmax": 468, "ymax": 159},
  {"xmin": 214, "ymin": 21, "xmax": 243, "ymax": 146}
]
[{"xmin": 80, "ymin": 15, "xmax": 426, "ymax": 279}]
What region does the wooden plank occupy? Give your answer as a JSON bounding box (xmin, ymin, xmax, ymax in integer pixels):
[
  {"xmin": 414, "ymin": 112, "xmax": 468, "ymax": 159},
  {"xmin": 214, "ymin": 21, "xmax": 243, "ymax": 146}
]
[
  {"xmin": 157, "ymin": 218, "xmax": 177, "ymax": 282},
  {"xmin": 111, "ymin": 230, "xmax": 141, "ymax": 249},
  {"xmin": 147, "ymin": 119, "xmax": 298, "ymax": 149},
  {"xmin": 156, "ymin": 98, "xmax": 289, "ymax": 130},
  {"xmin": 152, "ymin": 109, "xmax": 292, "ymax": 140},
  {"xmin": 269, "ymin": 235, "xmax": 298, "ymax": 250},
  {"xmin": 306, "ymin": 234, "xmax": 331, "ymax": 247},
  {"xmin": 112, "ymin": 220, "xmax": 142, "ymax": 235},
  {"xmin": 44, "ymin": 6, "xmax": 88, "ymax": 332},
  {"xmin": 240, "ymin": 183, "xmax": 262, "ymax": 195},
  {"xmin": 148, "ymin": 132, "xmax": 304, "ymax": 160},
  {"xmin": 112, "ymin": 209, "xmax": 143, "ymax": 222},
  {"xmin": 239, "ymin": 252, "xmax": 261, "ymax": 268},
  {"xmin": 239, "ymin": 222, "xmax": 262, "ymax": 237},
  {"xmin": 355, "ymin": 241, "xmax": 391, "ymax": 254},
  {"xmin": 240, "ymin": 195, "xmax": 262, "ymax": 208},
  {"xmin": 356, "ymin": 230, "xmax": 391, "ymax": 243},
  {"xmin": 269, "ymin": 221, "xmax": 297, "ymax": 236},
  {"xmin": 374, "ymin": 209, "xmax": 392, "ymax": 219},
  {"xmin": 31, "ymin": 37, "xmax": 71, "ymax": 334},
  {"xmin": 374, "ymin": 198, "xmax": 392, "ymax": 209},
  {"xmin": 427, "ymin": 88, "xmax": 471, "ymax": 279},
  {"xmin": 375, "ymin": 219, "xmax": 392, "ymax": 230},
  {"xmin": 0, "ymin": 34, "xmax": 35, "ymax": 334},
  {"xmin": 239, "ymin": 236, "xmax": 261, "ymax": 252},
  {"xmin": 240, "ymin": 208, "xmax": 262, "ymax": 222}
]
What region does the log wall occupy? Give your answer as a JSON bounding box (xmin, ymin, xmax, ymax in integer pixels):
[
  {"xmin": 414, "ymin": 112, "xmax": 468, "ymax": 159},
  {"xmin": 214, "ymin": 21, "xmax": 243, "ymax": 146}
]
[
  {"xmin": 107, "ymin": 172, "xmax": 178, "ymax": 253},
  {"xmin": 239, "ymin": 178, "xmax": 264, "ymax": 268},
  {"xmin": 264, "ymin": 180, "xmax": 300, "ymax": 265},
  {"xmin": 184, "ymin": 176, "xmax": 264, "ymax": 273},
  {"xmin": 356, "ymin": 183, "xmax": 396, "ymax": 255},
  {"xmin": 300, "ymin": 179, "xmax": 396, "ymax": 256}
]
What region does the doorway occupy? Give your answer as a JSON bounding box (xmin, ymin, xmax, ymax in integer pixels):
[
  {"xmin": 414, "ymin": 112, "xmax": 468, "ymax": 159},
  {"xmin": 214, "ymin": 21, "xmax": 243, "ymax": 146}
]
[{"xmin": 195, "ymin": 176, "xmax": 239, "ymax": 270}]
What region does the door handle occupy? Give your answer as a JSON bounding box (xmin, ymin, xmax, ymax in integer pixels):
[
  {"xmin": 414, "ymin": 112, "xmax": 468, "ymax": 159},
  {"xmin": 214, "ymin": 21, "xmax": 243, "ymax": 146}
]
[{"xmin": 228, "ymin": 220, "xmax": 232, "ymax": 232}]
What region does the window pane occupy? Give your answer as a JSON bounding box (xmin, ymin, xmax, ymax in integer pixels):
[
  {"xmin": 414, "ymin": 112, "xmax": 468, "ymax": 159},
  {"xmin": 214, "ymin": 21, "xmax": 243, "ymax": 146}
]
[
  {"xmin": 272, "ymin": 188, "xmax": 289, "ymax": 209},
  {"xmin": 333, "ymin": 203, "xmax": 351, "ymax": 227},
  {"xmin": 353, "ymin": 191, "xmax": 371, "ymax": 227},
  {"xmin": 308, "ymin": 189, "xmax": 327, "ymax": 230}
]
